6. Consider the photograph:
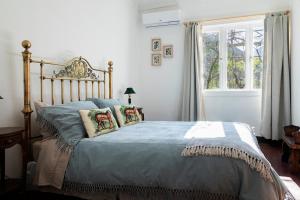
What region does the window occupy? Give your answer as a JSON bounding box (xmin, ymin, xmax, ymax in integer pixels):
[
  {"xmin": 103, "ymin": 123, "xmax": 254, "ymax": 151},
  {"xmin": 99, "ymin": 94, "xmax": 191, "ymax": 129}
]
[{"xmin": 203, "ymin": 20, "xmax": 264, "ymax": 90}]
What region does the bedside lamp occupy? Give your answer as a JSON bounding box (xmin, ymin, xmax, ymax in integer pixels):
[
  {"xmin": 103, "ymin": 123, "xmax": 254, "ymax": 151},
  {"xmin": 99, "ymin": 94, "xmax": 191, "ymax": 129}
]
[{"xmin": 124, "ymin": 87, "xmax": 135, "ymax": 105}]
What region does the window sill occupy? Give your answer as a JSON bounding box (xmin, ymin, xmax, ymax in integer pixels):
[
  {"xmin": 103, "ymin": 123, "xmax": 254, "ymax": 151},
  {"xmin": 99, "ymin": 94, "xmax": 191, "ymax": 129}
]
[{"xmin": 203, "ymin": 90, "xmax": 262, "ymax": 97}]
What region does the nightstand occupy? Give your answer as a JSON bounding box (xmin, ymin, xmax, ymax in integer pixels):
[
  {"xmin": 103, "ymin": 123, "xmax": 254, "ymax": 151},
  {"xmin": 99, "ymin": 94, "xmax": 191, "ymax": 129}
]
[
  {"xmin": 282, "ymin": 135, "xmax": 300, "ymax": 173},
  {"xmin": 0, "ymin": 127, "xmax": 27, "ymax": 193},
  {"xmin": 137, "ymin": 107, "xmax": 144, "ymax": 121}
]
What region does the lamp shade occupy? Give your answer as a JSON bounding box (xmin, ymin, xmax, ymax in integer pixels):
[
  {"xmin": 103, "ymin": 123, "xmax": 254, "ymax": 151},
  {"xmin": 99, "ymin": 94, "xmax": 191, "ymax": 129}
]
[{"xmin": 124, "ymin": 87, "xmax": 136, "ymax": 95}]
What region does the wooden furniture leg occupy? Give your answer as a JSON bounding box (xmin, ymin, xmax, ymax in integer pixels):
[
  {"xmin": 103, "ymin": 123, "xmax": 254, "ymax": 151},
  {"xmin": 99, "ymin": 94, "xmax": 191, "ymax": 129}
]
[
  {"xmin": 289, "ymin": 149, "xmax": 300, "ymax": 173},
  {"xmin": 22, "ymin": 142, "xmax": 27, "ymax": 189},
  {"xmin": 282, "ymin": 141, "xmax": 290, "ymax": 162}
]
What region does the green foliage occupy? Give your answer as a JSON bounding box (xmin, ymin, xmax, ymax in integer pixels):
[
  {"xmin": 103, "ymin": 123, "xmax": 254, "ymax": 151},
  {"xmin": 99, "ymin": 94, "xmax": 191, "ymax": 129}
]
[
  {"xmin": 227, "ymin": 29, "xmax": 246, "ymax": 89},
  {"xmin": 253, "ymin": 57, "xmax": 263, "ymax": 89},
  {"xmin": 252, "ymin": 29, "xmax": 264, "ymax": 89},
  {"xmin": 227, "ymin": 58, "xmax": 245, "ymax": 89},
  {"xmin": 203, "ymin": 32, "xmax": 220, "ymax": 89}
]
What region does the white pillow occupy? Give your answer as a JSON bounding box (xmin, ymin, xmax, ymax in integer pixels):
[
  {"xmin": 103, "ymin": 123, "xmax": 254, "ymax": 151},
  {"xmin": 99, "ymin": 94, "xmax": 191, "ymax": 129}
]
[{"xmin": 34, "ymin": 101, "xmax": 49, "ymax": 112}]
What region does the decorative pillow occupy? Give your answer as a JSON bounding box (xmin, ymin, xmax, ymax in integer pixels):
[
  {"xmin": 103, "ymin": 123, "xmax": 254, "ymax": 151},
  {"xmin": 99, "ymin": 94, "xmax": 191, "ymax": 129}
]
[
  {"xmin": 114, "ymin": 105, "xmax": 141, "ymax": 127},
  {"xmin": 37, "ymin": 101, "xmax": 98, "ymax": 147},
  {"xmin": 80, "ymin": 108, "xmax": 119, "ymax": 138},
  {"xmin": 87, "ymin": 98, "xmax": 122, "ymax": 121}
]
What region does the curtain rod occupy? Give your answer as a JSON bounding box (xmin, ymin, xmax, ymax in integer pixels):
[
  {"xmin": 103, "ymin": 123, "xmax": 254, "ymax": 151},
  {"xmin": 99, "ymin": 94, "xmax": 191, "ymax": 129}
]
[{"xmin": 183, "ymin": 10, "xmax": 290, "ymax": 26}]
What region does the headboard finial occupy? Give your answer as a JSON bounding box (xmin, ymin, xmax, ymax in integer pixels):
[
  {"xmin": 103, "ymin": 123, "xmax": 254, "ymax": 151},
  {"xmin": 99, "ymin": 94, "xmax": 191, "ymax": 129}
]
[
  {"xmin": 108, "ymin": 60, "xmax": 113, "ymax": 67},
  {"xmin": 22, "ymin": 40, "xmax": 31, "ymax": 50},
  {"xmin": 108, "ymin": 61, "xmax": 113, "ymax": 99}
]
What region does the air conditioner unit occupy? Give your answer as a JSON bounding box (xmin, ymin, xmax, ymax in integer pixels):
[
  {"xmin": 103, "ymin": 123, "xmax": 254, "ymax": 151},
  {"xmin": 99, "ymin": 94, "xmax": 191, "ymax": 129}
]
[{"xmin": 142, "ymin": 9, "xmax": 182, "ymax": 28}]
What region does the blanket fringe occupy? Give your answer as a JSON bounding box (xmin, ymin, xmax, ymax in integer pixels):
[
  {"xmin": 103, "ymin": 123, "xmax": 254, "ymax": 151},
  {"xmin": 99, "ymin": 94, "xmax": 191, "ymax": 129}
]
[
  {"xmin": 36, "ymin": 114, "xmax": 74, "ymax": 153},
  {"xmin": 56, "ymin": 135, "xmax": 74, "ymax": 153},
  {"xmin": 36, "ymin": 114, "xmax": 58, "ymax": 135},
  {"xmin": 182, "ymin": 145, "xmax": 274, "ymax": 183},
  {"xmin": 63, "ymin": 182, "xmax": 238, "ymax": 200}
]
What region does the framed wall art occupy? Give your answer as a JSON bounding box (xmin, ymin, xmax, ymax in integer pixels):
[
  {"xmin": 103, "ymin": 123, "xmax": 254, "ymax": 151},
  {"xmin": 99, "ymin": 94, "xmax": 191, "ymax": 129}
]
[
  {"xmin": 152, "ymin": 54, "xmax": 162, "ymax": 66},
  {"xmin": 151, "ymin": 38, "xmax": 161, "ymax": 51},
  {"xmin": 163, "ymin": 45, "xmax": 173, "ymax": 58}
]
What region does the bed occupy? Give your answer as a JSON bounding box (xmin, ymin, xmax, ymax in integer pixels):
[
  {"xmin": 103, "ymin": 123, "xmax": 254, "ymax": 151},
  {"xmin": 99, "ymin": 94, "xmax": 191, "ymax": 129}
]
[{"xmin": 20, "ymin": 40, "xmax": 294, "ymax": 200}]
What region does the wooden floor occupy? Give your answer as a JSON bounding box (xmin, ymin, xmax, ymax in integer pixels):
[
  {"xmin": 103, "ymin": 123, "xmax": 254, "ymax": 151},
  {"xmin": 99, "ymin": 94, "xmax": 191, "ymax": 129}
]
[{"xmin": 0, "ymin": 141, "xmax": 299, "ymax": 199}]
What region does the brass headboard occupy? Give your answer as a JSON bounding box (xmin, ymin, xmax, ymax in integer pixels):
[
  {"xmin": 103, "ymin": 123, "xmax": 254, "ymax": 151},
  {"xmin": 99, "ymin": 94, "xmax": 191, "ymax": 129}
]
[{"xmin": 21, "ymin": 40, "xmax": 113, "ymax": 150}]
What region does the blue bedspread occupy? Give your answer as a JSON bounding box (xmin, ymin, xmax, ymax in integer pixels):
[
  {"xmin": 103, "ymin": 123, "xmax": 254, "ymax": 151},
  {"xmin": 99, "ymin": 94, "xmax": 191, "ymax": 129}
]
[{"xmin": 63, "ymin": 121, "xmax": 291, "ymax": 200}]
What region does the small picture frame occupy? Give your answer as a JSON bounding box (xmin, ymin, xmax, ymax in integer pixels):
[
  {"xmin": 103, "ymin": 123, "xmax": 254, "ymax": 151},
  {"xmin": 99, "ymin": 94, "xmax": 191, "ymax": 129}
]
[
  {"xmin": 152, "ymin": 38, "xmax": 161, "ymax": 51},
  {"xmin": 163, "ymin": 45, "xmax": 173, "ymax": 58},
  {"xmin": 152, "ymin": 54, "xmax": 162, "ymax": 66}
]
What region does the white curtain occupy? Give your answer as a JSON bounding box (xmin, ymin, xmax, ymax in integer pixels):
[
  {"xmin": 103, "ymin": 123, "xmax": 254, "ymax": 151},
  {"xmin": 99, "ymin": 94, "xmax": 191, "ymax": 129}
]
[
  {"xmin": 181, "ymin": 23, "xmax": 205, "ymax": 121},
  {"xmin": 260, "ymin": 12, "xmax": 291, "ymax": 140}
]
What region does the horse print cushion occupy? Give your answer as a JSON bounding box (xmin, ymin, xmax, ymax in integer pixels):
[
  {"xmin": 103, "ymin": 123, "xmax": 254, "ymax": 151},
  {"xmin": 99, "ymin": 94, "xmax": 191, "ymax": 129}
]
[
  {"xmin": 114, "ymin": 105, "xmax": 141, "ymax": 127},
  {"xmin": 80, "ymin": 108, "xmax": 119, "ymax": 138}
]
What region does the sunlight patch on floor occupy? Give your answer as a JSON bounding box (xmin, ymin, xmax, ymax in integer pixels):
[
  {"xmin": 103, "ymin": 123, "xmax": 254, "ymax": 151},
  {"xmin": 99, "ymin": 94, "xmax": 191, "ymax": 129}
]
[{"xmin": 281, "ymin": 176, "xmax": 300, "ymax": 200}]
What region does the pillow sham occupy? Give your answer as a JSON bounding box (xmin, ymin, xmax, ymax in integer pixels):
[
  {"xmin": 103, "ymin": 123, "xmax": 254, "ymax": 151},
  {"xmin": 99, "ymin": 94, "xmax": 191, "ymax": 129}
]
[
  {"xmin": 37, "ymin": 101, "xmax": 98, "ymax": 148},
  {"xmin": 114, "ymin": 105, "xmax": 141, "ymax": 127},
  {"xmin": 87, "ymin": 98, "xmax": 122, "ymax": 121},
  {"xmin": 79, "ymin": 108, "xmax": 119, "ymax": 138}
]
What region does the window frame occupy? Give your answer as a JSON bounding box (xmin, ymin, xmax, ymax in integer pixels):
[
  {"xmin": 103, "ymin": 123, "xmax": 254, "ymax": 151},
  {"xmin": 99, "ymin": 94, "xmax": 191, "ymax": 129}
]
[{"xmin": 202, "ymin": 20, "xmax": 264, "ymax": 92}]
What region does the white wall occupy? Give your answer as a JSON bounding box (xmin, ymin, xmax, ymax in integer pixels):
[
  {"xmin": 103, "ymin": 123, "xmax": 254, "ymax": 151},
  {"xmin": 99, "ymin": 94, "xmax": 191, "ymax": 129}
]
[
  {"xmin": 291, "ymin": 0, "xmax": 300, "ymax": 126},
  {"xmin": 0, "ymin": 0, "xmax": 140, "ymax": 178},
  {"xmin": 204, "ymin": 92, "xmax": 262, "ymax": 133},
  {"xmin": 140, "ymin": 25, "xmax": 185, "ymax": 121},
  {"xmin": 139, "ymin": 0, "xmax": 290, "ymax": 134}
]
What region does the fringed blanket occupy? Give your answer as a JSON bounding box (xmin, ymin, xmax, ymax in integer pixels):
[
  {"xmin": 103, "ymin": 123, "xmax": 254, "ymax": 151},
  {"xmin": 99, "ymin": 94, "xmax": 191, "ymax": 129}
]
[
  {"xmin": 182, "ymin": 145, "xmax": 273, "ymax": 183},
  {"xmin": 181, "ymin": 122, "xmax": 273, "ymax": 183},
  {"xmin": 34, "ymin": 138, "xmax": 71, "ymax": 188},
  {"xmin": 35, "ymin": 121, "xmax": 293, "ymax": 200}
]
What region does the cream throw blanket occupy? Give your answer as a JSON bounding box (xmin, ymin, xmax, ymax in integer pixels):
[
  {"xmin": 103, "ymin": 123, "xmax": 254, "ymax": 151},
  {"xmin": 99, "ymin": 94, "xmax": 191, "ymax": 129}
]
[{"xmin": 34, "ymin": 138, "xmax": 71, "ymax": 189}]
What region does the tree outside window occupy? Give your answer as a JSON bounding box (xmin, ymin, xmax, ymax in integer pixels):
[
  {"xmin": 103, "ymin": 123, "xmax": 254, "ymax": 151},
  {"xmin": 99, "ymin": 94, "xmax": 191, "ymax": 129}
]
[
  {"xmin": 203, "ymin": 32, "xmax": 220, "ymax": 89},
  {"xmin": 202, "ymin": 21, "xmax": 264, "ymax": 90}
]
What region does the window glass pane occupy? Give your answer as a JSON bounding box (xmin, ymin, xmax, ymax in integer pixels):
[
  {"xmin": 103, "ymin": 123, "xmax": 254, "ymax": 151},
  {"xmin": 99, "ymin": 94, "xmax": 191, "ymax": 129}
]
[
  {"xmin": 203, "ymin": 32, "xmax": 220, "ymax": 89},
  {"xmin": 227, "ymin": 29, "xmax": 246, "ymax": 89},
  {"xmin": 253, "ymin": 28, "xmax": 264, "ymax": 89}
]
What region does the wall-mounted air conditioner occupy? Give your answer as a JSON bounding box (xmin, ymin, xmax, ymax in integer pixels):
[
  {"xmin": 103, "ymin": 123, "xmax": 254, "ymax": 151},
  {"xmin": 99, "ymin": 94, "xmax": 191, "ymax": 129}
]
[{"xmin": 142, "ymin": 9, "xmax": 182, "ymax": 28}]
